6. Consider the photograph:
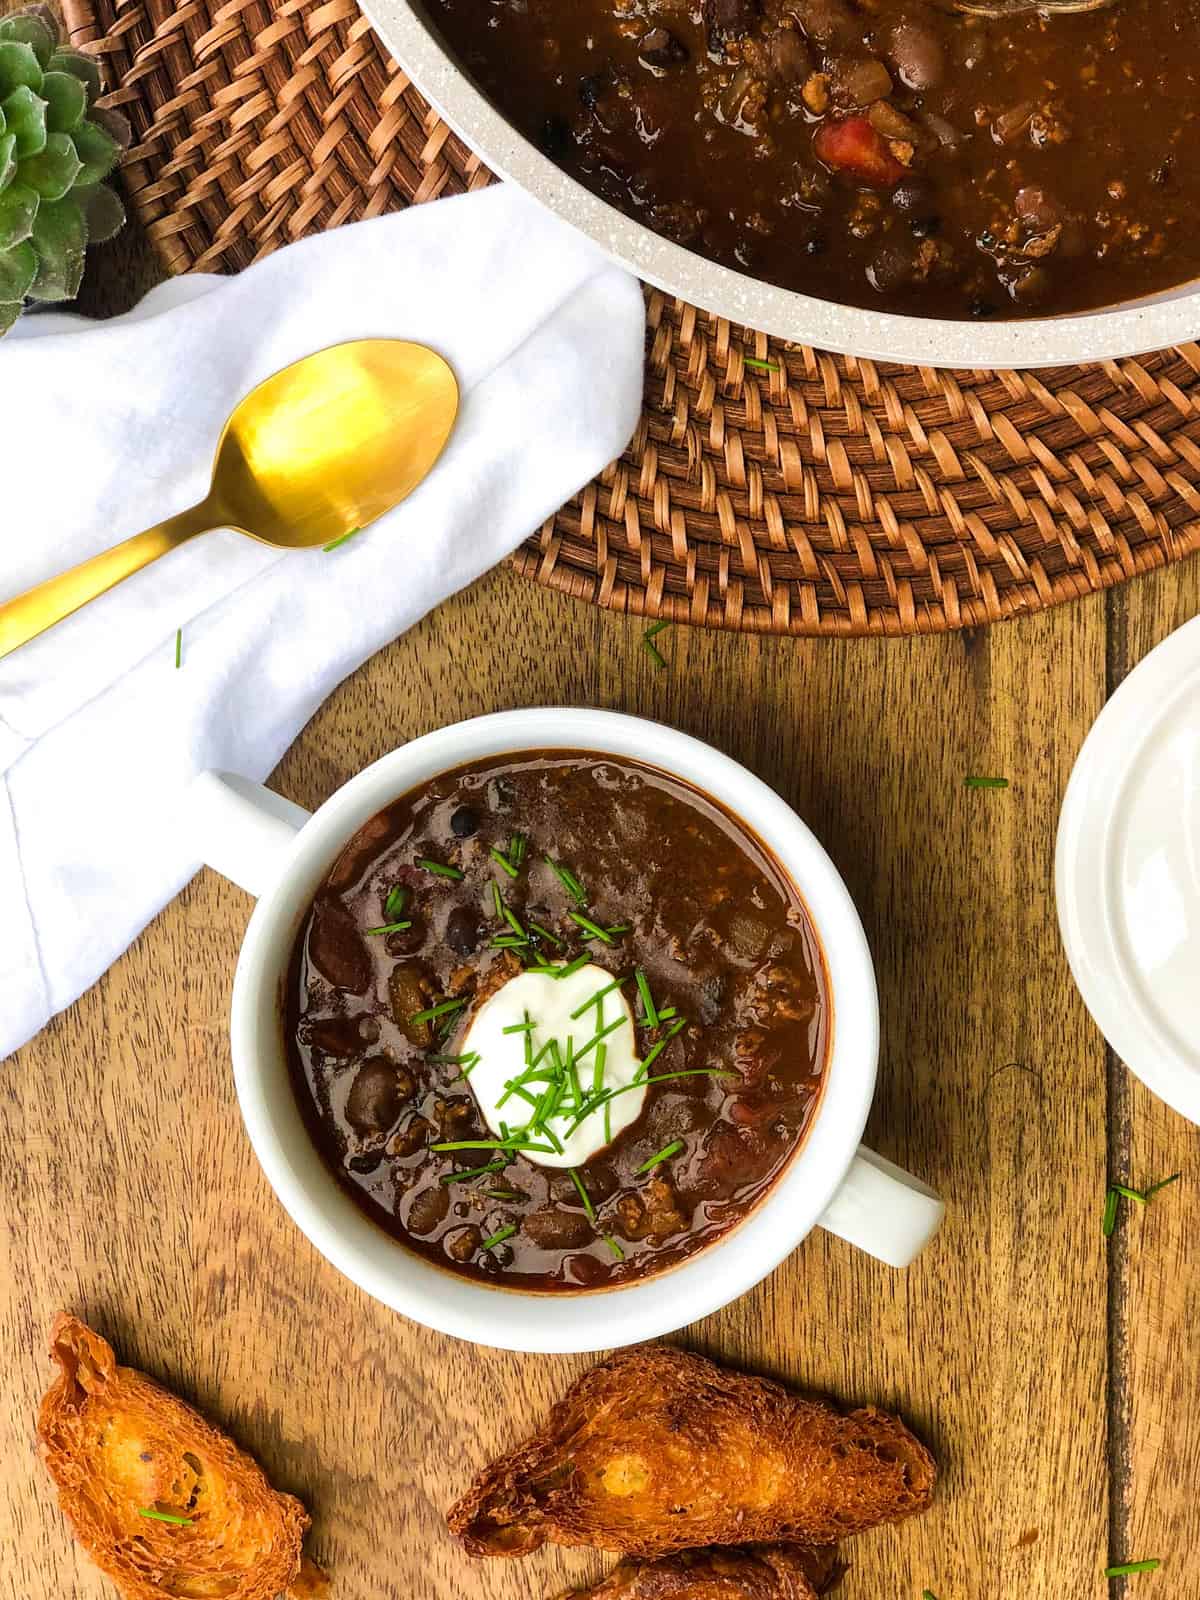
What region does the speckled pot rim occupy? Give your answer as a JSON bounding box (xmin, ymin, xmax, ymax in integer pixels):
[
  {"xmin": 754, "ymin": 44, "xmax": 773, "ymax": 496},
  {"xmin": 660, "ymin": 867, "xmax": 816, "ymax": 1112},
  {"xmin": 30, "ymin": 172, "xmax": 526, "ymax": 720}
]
[{"xmin": 363, "ymin": 0, "xmax": 1200, "ymax": 371}]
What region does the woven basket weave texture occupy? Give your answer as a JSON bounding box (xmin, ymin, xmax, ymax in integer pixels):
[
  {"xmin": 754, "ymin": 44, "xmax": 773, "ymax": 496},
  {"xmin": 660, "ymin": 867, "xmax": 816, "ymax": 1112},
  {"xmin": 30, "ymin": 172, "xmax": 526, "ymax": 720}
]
[{"xmin": 63, "ymin": 0, "xmax": 1200, "ymax": 635}]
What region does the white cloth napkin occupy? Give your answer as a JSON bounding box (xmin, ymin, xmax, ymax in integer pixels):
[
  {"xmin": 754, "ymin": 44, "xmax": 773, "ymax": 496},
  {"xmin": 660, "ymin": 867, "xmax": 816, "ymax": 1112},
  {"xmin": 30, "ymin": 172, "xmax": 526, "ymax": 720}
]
[{"xmin": 0, "ymin": 186, "xmax": 644, "ymax": 1060}]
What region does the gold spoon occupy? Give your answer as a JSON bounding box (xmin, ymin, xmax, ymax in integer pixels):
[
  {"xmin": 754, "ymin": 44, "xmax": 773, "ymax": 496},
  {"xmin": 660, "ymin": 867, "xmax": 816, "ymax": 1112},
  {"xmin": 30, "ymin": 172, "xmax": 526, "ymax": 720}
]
[{"xmin": 0, "ymin": 338, "xmax": 459, "ymax": 660}]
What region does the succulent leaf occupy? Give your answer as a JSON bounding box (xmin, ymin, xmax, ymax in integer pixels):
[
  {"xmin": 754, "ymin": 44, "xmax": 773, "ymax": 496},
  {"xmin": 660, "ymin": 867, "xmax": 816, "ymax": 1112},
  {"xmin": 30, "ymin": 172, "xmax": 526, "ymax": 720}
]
[
  {"xmin": 0, "ymin": 39, "xmax": 42, "ymax": 96},
  {"xmin": 0, "ymin": 13, "xmax": 122, "ymax": 330},
  {"xmin": 0, "ymin": 178, "xmax": 37, "ymax": 249},
  {"xmin": 76, "ymin": 180, "xmax": 124, "ymax": 243},
  {"xmin": 41, "ymin": 69, "xmax": 86, "ymax": 133},
  {"xmin": 21, "ymin": 129, "xmax": 81, "ymax": 200},
  {"xmin": 28, "ymin": 192, "xmax": 86, "ymax": 301},
  {"xmin": 0, "ymin": 233, "xmax": 35, "ymax": 299},
  {"xmin": 87, "ymin": 102, "xmax": 130, "ymax": 151},
  {"xmin": 70, "ymin": 116, "xmax": 117, "ymax": 184},
  {"xmin": 45, "ymin": 49, "xmax": 100, "ymax": 104},
  {"xmin": 3, "ymin": 84, "xmax": 47, "ymax": 157},
  {"xmin": 0, "ymin": 14, "xmax": 55, "ymax": 70}
]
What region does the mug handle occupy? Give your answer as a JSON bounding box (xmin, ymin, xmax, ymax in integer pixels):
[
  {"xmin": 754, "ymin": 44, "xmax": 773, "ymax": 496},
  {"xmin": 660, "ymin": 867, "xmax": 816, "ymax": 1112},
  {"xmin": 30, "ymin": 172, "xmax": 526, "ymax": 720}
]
[
  {"xmin": 187, "ymin": 771, "xmax": 311, "ymax": 898},
  {"xmin": 817, "ymin": 1146, "xmax": 944, "ymax": 1268}
]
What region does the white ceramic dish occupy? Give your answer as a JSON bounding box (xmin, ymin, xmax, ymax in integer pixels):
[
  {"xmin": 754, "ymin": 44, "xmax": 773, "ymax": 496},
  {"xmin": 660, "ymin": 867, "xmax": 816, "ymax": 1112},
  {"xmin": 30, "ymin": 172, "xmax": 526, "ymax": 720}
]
[
  {"xmin": 1056, "ymin": 616, "xmax": 1200, "ymax": 1126},
  {"xmin": 189, "ymin": 709, "xmax": 943, "ymax": 1352},
  {"xmin": 361, "ymin": 0, "xmax": 1200, "ymax": 371}
]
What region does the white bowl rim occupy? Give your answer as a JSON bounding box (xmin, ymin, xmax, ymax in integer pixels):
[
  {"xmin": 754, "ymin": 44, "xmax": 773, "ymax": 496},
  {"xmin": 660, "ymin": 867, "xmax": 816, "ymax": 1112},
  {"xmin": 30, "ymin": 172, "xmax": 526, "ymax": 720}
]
[
  {"xmin": 230, "ymin": 708, "xmax": 878, "ymax": 1352},
  {"xmin": 359, "ymin": 0, "xmax": 1200, "ymax": 371}
]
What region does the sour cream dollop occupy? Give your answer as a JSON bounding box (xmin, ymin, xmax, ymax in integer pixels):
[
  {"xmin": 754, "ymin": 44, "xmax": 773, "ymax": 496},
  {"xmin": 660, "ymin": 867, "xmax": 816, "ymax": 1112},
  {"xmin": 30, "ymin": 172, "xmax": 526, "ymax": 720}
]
[{"xmin": 460, "ymin": 962, "xmax": 646, "ymax": 1169}]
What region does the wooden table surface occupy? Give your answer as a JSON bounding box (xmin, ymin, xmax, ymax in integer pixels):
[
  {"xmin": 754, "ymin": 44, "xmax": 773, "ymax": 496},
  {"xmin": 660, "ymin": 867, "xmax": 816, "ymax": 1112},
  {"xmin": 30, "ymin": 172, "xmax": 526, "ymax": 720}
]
[{"xmin": 4, "ymin": 230, "xmax": 1200, "ymax": 1600}]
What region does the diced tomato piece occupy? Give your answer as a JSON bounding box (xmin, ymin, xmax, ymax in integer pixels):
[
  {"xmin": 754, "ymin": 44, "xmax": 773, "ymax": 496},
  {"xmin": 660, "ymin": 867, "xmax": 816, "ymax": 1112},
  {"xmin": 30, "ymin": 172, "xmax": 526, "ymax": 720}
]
[{"xmin": 813, "ymin": 115, "xmax": 906, "ymax": 189}]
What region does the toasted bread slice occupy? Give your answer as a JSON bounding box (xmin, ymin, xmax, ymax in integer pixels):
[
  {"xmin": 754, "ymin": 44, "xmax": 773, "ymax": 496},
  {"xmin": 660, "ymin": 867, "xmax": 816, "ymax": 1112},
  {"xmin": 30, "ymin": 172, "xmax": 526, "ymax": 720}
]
[
  {"xmin": 448, "ymin": 1345, "xmax": 934, "ymax": 1557},
  {"xmin": 37, "ymin": 1314, "xmax": 325, "ymax": 1600},
  {"xmin": 560, "ymin": 1546, "xmax": 843, "ymax": 1600}
]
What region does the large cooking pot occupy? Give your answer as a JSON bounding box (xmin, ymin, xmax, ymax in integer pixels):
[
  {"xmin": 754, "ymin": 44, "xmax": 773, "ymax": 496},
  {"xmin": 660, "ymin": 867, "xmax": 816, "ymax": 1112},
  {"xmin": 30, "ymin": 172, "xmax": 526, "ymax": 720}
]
[{"xmin": 361, "ymin": 0, "xmax": 1200, "ymax": 370}]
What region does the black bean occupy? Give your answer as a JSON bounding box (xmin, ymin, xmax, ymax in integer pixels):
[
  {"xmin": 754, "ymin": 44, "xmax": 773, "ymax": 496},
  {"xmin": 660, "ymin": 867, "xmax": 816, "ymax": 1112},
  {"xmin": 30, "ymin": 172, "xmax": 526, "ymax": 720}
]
[
  {"xmin": 450, "ymin": 805, "xmax": 479, "ymax": 838},
  {"xmin": 385, "ymin": 917, "xmax": 424, "ymax": 957},
  {"xmin": 445, "ymin": 906, "xmax": 482, "ymax": 956},
  {"xmin": 406, "ymin": 1183, "xmax": 450, "ymax": 1236}
]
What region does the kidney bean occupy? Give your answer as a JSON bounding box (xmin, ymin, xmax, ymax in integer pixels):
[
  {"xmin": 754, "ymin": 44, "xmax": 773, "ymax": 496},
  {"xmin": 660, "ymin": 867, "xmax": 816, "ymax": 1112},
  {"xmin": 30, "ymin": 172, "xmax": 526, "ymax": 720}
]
[
  {"xmin": 307, "ymin": 898, "xmax": 370, "ymax": 993},
  {"xmin": 345, "ymin": 1058, "xmax": 413, "ymax": 1133}
]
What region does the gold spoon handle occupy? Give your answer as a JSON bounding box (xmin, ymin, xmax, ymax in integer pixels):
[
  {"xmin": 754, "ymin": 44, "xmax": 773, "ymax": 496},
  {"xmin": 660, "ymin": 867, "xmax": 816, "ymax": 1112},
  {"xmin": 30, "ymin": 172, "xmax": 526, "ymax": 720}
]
[{"xmin": 0, "ymin": 505, "xmax": 212, "ymax": 661}]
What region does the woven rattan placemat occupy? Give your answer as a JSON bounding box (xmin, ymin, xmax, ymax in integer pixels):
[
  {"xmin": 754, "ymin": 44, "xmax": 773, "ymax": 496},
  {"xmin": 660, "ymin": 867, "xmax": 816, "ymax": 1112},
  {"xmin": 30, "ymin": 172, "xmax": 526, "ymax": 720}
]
[{"xmin": 64, "ymin": 0, "xmax": 1200, "ymax": 635}]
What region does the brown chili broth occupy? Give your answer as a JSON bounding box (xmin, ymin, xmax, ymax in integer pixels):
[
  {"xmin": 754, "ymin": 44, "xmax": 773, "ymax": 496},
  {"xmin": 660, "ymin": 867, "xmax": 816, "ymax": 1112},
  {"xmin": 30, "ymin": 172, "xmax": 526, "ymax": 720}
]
[
  {"xmin": 421, "ymin": 0, "xmax": 1200, "ymax": 319},
  {"xmin": 285, "ymin": 751, "xmax": 830, "ymax": 1291}
]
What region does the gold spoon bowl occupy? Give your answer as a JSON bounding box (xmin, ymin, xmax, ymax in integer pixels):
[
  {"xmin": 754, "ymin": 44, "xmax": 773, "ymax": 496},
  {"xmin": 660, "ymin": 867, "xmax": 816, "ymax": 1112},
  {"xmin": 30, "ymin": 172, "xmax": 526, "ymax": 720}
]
[{"xmin": 0, "ymin": 338, "xmax": 459, "ymax": 659}]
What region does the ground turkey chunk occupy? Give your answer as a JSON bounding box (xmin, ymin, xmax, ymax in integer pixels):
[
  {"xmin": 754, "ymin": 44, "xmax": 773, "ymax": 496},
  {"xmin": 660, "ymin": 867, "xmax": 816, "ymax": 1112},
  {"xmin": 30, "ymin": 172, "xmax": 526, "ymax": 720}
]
[{"xmin": 615, "ymin": 1177, "xmax": 689, "ymax": 1243}]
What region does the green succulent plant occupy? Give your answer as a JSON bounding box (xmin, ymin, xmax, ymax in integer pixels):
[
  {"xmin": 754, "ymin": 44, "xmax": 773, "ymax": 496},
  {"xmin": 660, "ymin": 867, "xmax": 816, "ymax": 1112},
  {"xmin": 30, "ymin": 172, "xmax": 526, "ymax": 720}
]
[{"xmin": 0, "ymin": 3, "xmax": 128, "ymax": 333}]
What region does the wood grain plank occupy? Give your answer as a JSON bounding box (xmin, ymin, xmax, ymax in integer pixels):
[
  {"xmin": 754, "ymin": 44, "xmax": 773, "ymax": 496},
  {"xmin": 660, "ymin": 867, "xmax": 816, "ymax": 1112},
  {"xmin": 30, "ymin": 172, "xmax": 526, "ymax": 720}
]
[
  {"xmin": 0, "ymin": 555, "xmax": 1175, "ymax": 1600},
  {"xmin": 1105, "ymin": 563, "xmax": 1200, "ymax": 1596}
]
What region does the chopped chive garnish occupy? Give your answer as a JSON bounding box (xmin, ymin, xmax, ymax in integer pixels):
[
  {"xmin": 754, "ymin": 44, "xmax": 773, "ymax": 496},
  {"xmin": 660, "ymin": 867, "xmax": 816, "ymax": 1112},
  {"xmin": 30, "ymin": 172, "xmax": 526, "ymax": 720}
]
[
  {"xmin": 418, "ymin": 858, "xmax": 464, "ymax": 880},
  {"xmin": 642, "ymin": 620, "xmax": 671, "ymax": 669},
  {"xmin": 432, "ymin": 1138, "xmax": 556, "ymax": 1154},
  {"xmin": 491, "ymin": 881, "xmax": 503, "ymax": 918},
  {"xmin": 322, "ymin": 525, "xmax": 362, "ymax": 552},
  {"xmin": 545, "ymin": 856, "xmax": 588, "ymax": 906},
  {"xmin": 571, "ymin": 977, "xmax": 627, "ymax": 1020},
  {"xmin": 364, "ymin": 920, "xmax": 413, "ymax": 936},
  {"xmin": 492, "ymin": 934, "xmax": 530, "ymax": 949},
  {"xmin": 481, "ymin": 1225, "xmax": 516, "ymax": 1251},
  {"xmin": 568, "ymin": 1168, "xmax": 597, "ymax": 1224},
  {"xmin": 503, "ymin": 1019, "xmax": 536, "ymax": 1034},
  {"xmin": 430, "ymin": 1051, "xmax": 478, "ymax": 1067},
  {"xmin": 658, "ymin": 1005, "xmax": 678, "ymax": 1020},
  {"xmin": 637, "ymin": 1139, "xmax": 684, "ymax": 1174},
  {"xmin": 1102, "ymin": 1188, "xmax": 1119, "ymax": 1237},
  {"xmin": 137, "ymin": 1509, "xmax": 193, "ymax": 1526},
  {"xmin": 409, "ymin": 997, "xmax": 467, "ymax": 1026},
  {"xmin": 744, "ymin": 355, "xmax": 781, "ymax": 373},
  {"xmin": 922, "ymin": 1592, "xmax": 937, "ymax": 1600},
  {"xmin": 502, "ymin": 904, "xmax": 528, "ymax": 940},
  {"xmin": 604, "ymin": 1099, "xmax": 612, "ymax": 1142},
  {"xmin": 440, "ymin": 1159, "xmax": 505, "ymax": 1184},
  {"xmin": 528, "ymin": 921, "xmax": 564, "ymax": 947},
  {"xmin": 553, "ymin": 954, "xmax": 592, "ymax": 981},
  {"xmin": 604, "ymin": 1233, "xmax": 623, "ymax": 1259},
  {"xmin": 569, "ymin": 911, "xmax": 615, "ymax": 944},
  {"xmin": 605, "ymin": 924, "xmax": 632, "ymax": 937},
  {"xmin": 490, "ymin": 846, "xmax": 519, "ymax": 880},
  {"xmin": 635, "ymin": 970, "xmax": 658, "ymax": 1028},
  {"xmin": 1112, "ymin": 1183, "xmax": 1146, "ymax": 1202},
  {"xmin": 574, "ymin": 1013, "xmax": 628, "ymax": 1064},
  {"xmin": 964, "ymin": 775, "xmax": 1009, "ymax": 789},
  {"xmin": 1143, "ymin": 1172, "xmax": 1181, "ymax": 1200},
  {"xmin": 486, "ymin": 1189, "xmax": 523, "ymax": 1200},
  {"xmin": 1105, "ymin": 1561, "xmax": 1161, "ymax": 1576},
  {"xmin": 639, "ymin": 1017, "xmax": 687, "ymax": 1075},
  {"xmin": 384, "ymin": 884, "xmax": 408, "ymax": 920},
  {"xmin": 174, "ymin": 628, "xmax": 182, "ymax": 669},
  {"xmin": 593, "ymin": 1041, "xmax": 607, "ymax": 1097},
  {"xmin": 510, "ymin": 833, "xmax": 527, "ymax": 867}
]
